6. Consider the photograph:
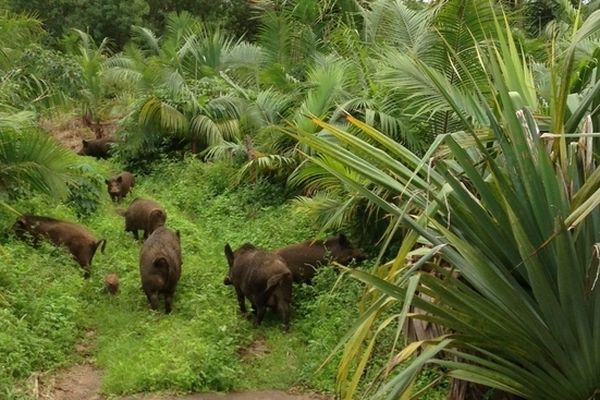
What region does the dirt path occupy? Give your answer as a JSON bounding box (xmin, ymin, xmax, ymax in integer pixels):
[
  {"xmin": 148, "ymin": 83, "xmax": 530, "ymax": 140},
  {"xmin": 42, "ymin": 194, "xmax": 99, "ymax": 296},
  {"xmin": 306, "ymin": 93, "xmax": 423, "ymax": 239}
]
[
  {"xmin": 41, "ymin": 363, "xmax": 330, "ymax": 400},
  {"xmin": 122, "ymin": 391, "xmax": 330, "ymax": 400}
]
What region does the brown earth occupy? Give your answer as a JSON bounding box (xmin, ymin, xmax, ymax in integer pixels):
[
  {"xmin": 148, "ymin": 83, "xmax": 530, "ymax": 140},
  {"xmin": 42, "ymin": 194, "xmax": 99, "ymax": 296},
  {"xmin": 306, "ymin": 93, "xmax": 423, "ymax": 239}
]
[
  {"xmin": 39, "ymin": 116, "xmax": 119, "ymax": 152},
  {"xmin": 31, "ymin": 334, "xmax": 330, "ymax": 400},
  {"xmin": 122, "ymin": 391, "xmax": 331, "ymax": 400},
  {"xmin": 237, "ymin": 336, "xmax": 271, "ymax": 360},
  {"xmin": 35, "ymin": 363, "xmax": 331, "ymax": 400}
]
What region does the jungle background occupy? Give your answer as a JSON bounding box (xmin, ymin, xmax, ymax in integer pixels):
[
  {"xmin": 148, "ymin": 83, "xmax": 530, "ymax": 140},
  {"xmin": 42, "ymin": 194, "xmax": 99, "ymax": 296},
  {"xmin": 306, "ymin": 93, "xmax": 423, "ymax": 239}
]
[{"xmin": 1, "ymin": 0, "xmax": 599, "ymax": 399}]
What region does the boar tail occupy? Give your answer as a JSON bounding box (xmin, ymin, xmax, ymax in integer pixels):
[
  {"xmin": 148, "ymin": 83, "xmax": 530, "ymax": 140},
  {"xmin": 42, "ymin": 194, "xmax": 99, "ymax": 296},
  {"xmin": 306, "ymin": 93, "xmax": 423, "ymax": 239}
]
[
  {"xmin": 154, "ymin": 257, "xmax": 173, "ymax": 284},
  {"xmin": 265, "ymin": 271, "xmax": 292, "ymax": 298}
]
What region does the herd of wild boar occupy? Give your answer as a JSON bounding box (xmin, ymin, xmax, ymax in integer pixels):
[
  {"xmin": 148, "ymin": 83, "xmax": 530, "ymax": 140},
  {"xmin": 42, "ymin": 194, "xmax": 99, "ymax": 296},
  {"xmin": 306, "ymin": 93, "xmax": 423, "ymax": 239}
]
[{"xmin": 11, "ymin": 138, "xmax": 366, "ymax": 331}]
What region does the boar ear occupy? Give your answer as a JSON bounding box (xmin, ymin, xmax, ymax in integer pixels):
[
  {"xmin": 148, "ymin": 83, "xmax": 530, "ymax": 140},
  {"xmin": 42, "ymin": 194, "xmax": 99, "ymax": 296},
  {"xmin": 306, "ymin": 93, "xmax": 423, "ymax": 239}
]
[
  {"xmin": 224, "ymin": 243, "xmax": 234, "ymax": 268},
  {"xmin": 116, "ymin": 176, "xmax": 123, "ymax": 183},
  {"xmin": 150, "ymin": 209, "xmax": 164, "ymax": 222}
]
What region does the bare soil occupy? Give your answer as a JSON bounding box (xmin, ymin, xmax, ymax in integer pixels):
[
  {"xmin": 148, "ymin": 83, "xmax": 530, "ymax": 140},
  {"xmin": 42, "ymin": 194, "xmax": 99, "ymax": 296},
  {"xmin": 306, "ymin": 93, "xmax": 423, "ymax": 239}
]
[
  {"xmin": 31, "ymin": 363, "xmax": 103, "ymax": 400},
  {"xmin": 35, "ymin": 334, "xmax": 329, "ymax": 400},
  {"xmin": 35, "ymin": 363, "xmax": 331, "ymax": 400},
  {"xmin": 237, "ymin": 336, "xmax": 271, "ymax": 360},
  {"xmin": 122, "ymin": 391, "xmax": 331, "ymax": 400},
  {"xmin": 39, "ymin": 116, "xmax": 119, "ymax": 151},
  {"xmin": 39, "ymin": 116, "xmax": 93, "ymax": 151}
]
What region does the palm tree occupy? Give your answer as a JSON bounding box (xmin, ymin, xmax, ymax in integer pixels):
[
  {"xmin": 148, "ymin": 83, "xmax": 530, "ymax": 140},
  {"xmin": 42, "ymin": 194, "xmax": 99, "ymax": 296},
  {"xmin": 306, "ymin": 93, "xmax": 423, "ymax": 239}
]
[
  {"xmin": 105, "ymin": 12, "xmax": 261, "ymax": 154},
  {"xmin": 294, "ymin": 5, "xmax": 600, "ymax": 400},
  {"xmin": 66, "ymin": 29, "xmax": 113, "ymax": 138},
  {"xmin": 0, "ymin": 111, "xmax": 76, "ymax": 204}
]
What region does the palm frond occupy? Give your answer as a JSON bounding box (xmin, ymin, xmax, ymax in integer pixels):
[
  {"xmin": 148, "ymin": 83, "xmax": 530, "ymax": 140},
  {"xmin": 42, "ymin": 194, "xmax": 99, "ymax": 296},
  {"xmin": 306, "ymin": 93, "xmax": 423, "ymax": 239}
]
[
  {"xmin": 0, "ymin": 130, "xmax": 77, "ymax": 198},
  {"xmin": 138, "ymin": 96, "xmax": 188, "ymax": 133},
  {"xmin": 130, "ymin": 25, "xmax": 161, "ymax": 55},
  {"xmin": 292, "ymin": 191, "xmax": 359, "ymax": 232},
  {"xmin": 293, "ymin": 6, "xmax": 600, "ymax": 399},
  {"xmin": 362, "ymin": 0, "xmax": 434, "ymax": 55},
  {"xmin": 203, "ymin": 139, "xmax": 246, "ymax": 161},
  {"xmin": 237, "ymin": 152, "xmax": 297, "ymax": 182}
]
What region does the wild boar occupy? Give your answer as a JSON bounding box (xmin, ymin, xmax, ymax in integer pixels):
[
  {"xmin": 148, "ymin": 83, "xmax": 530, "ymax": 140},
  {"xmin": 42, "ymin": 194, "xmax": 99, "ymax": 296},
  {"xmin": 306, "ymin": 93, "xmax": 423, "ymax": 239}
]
[
  {"xmin": 77, "ymin": 137, "xmax": 115, "ymax": 159},
  {"xmin": 118, "ymin": 198, "xmax": 166, "ymax": 240},
  {"xmin": 12, "ymin": 214, "xmax": 106, "ymax": 278},
  {"xmin": 224, "ymin": 243, "xmax": 292, "ymax": 331},
  {"xmin": 104, "ymin": 273, "xmax": 119, "ymax": 295},
  {"xmin": 275, "ymin": 234, "xmax": 367, "ymax": 283},
  {"xmin": 105, "ymin": 171, "xmax": 135, "ymax": 202},
  {"xmin": 139, "ymin": 227, "xmax": 182, "ymax": 313}
]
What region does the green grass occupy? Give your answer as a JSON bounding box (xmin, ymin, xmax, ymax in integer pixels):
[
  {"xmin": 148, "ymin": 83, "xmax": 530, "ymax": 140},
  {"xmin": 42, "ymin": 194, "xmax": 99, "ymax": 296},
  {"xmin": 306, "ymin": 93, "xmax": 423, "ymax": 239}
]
[
  {"xmin": 0, "ymin": 157, "xmax": 367, "ymax": 398},
  {"xmin": 0, "ymin": 157, "xmax": 450, "ymax": 399}
]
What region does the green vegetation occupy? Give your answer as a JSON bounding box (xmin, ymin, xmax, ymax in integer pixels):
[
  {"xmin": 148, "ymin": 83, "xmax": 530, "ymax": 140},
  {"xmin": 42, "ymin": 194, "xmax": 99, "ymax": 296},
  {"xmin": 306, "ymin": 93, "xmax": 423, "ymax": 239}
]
[
  {"xmin": 1, "ymin": 0, "xmax": 599, "ymax": 399},
  {"xmin": 297, "ymin": 6, "xmax": 600, "ymax": 400},
  {"xmin": 0, "ymin": 159, "xmax": 370, "ymax": 398}
]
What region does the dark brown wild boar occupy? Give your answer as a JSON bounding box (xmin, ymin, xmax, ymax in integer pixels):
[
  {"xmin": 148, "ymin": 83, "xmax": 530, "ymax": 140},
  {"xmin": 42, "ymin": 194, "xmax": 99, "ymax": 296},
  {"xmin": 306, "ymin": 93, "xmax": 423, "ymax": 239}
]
[
  {"xmin": 275, "ymin": 234, "xmax": 367, "ymax": 283},
  {"xmin": 118, "ymin": 198, "xmax": 166, "ymax": 240},
  {"xmin": 13, "ymin": 214, "xmax": 106, "ymax": 278},
  {"xmin": 78, "ymin": 137, "xmax": 115, "ymax": 159},
  {"xmin": 139, "ymin": 227, "xmax": 182, "ymax": 313},
  {"xmin": 105, "ymin": 171, "xmax": 135, "ymax": 202},
  {"xmin": 224, "ymin": 243, "xmax": 292, "ymax": 331}
]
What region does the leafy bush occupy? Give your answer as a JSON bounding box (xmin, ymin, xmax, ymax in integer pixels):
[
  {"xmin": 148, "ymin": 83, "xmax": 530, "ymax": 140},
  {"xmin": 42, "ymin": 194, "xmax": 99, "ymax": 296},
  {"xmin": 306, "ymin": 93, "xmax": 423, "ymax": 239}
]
[
  {"xmin": 65, "ymin": 164, "xmax": 105, "ymax": 218},
  {"xmin": 13, "ymin": 45, "xmax": 82, "ymax": 100}
]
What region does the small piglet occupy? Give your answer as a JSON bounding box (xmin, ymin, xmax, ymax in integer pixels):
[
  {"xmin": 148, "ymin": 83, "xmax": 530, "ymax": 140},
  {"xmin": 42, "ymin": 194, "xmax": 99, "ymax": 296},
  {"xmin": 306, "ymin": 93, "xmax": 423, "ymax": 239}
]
[
  {"xmin": 275, "ymin": 234, "xmax": 367, "ymax": 283},
  {"xmin": 13, "ymin": 214, "xmax": 106, "ymax": 278},
  {"xmin": 118, "ymin": 198, "xmax": 166, "ymax": 240},
  {"xmin": 105, "ymin": 171, "xmax": 135, "ymax": 202},
  {"xmin": 104, "ymin": 273, "xmax": 119, "ymax": 295},
  {"xmin": 77, "ymin": 137, "xmax": 116, "ymax": 159},
  {"xmin": 224, "ymin": 243, "xmax": 293, "ymax": 331},
  {"xmin": 139, "ymin": 227, "xmax": 182, "ymax": 313}
]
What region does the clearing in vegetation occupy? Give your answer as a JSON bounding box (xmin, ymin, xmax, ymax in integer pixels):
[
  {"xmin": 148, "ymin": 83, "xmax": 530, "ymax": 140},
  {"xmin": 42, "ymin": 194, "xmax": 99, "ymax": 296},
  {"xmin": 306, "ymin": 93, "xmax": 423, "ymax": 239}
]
[{"xmin": 0, "ymin": 157, "xmax": 372, "ymax": 399}]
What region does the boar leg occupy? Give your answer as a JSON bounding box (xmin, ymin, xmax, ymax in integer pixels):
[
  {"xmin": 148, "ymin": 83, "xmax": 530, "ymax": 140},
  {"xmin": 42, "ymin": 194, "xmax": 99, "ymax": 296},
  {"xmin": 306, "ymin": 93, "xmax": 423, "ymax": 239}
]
[
  {"xmin": 143, "ymin": 229, "xmax": 149, "ymax": 240},
  {"xmin": 278, "ymin": 301, "xmax": 290, "ymax": 332},
  {"xmin": 164, "ymin": 293, "xmax": 174, "ymax": 314},
  {"xmin": 146, "ymin": 291, "xmax": 160, "ymax": 311},
  {"xmin": 73, "ymin": 252, "xmax": 92, "ymax": 279},
  {"xmin": 131, "ymin": 229, "xmax": 139, "ymax": 240},
  {"xmin": 254, "ymin": 305, "xmax": 266, "ymax": 326},
  {"xmin": 235, "ymin": 287, "xmax": 247, "ymax": 313}
]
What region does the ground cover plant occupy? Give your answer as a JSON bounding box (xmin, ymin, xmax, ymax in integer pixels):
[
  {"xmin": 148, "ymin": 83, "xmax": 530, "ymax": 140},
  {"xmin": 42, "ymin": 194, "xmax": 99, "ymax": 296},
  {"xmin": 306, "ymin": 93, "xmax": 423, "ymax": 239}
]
[
  {"xmin": 2, "ymin": 1, "xmax": 597, "ymax": 399},
  {"xmin": 0, "ymin": 158, "xmax": 376, "ymax": 398}
]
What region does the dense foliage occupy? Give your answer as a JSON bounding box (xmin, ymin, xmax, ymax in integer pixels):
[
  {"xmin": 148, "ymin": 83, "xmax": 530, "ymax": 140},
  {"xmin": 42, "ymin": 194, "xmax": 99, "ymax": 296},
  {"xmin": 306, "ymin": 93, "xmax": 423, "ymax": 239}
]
[
  {"xmin": 1, "ymin": 0, "xmax": 599, "ymax": 399},
  {"xmin": 7, "ymin": 0, "xmax": 255, "ymax": 48}
]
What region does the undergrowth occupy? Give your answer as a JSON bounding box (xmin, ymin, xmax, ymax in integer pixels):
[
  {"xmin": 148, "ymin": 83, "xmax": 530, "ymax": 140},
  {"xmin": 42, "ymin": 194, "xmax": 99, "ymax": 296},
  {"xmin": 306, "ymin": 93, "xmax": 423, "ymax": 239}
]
[{"xmin": 0, "ymin": 157, "xmax": 369, "ymax": 398}]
